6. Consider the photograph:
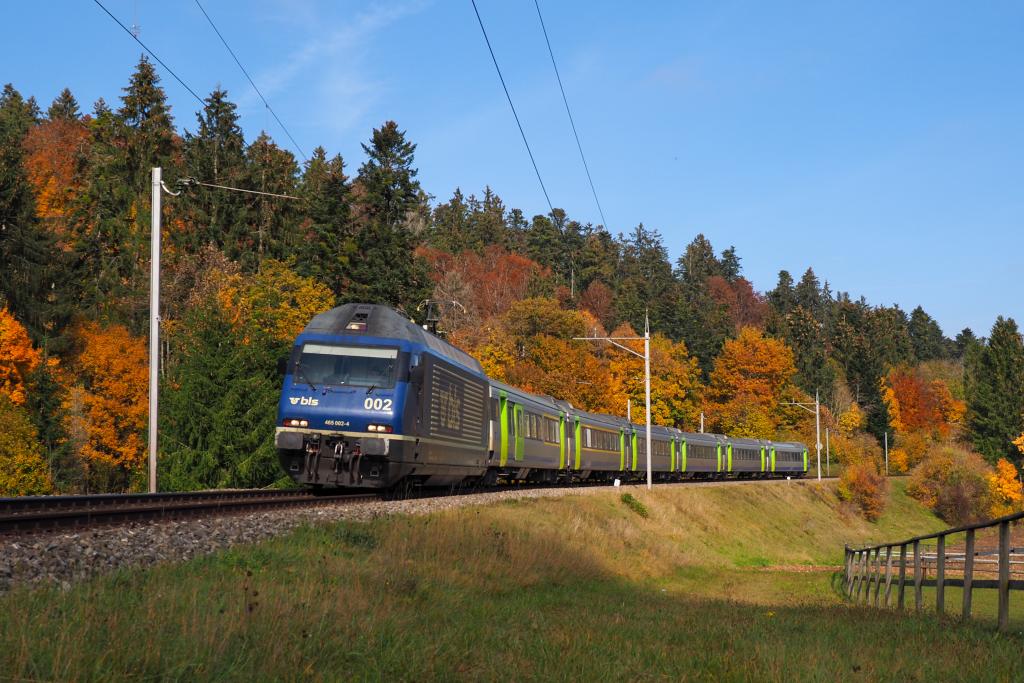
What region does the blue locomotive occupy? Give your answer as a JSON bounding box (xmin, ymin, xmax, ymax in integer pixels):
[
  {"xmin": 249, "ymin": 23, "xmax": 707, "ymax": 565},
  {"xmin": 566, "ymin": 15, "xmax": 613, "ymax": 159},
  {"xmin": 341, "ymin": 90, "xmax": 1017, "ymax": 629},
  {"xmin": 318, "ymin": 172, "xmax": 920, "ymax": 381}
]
[{"xmin": 275, "ymin": 303, "xmax": 809, "ymax": 489}]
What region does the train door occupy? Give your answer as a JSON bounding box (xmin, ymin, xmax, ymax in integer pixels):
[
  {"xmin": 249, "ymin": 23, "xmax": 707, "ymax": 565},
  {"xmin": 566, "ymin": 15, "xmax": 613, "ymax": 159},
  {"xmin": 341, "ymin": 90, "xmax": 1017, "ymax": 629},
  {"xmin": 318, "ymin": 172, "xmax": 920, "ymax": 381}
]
[
  {"xmin": 498, "ymin": 392, "xmax": 509, "ymax": 466},
  {"xmin": 513, "ymin": 403, "xmax": 525, "ymax": 462},
  {"xmin": 559, "ymin": 413, "xmax": 567, "ymax": 470},
  {"xmin": 573, "ymin": 417, "xmax": 582, "ymax": 470}
]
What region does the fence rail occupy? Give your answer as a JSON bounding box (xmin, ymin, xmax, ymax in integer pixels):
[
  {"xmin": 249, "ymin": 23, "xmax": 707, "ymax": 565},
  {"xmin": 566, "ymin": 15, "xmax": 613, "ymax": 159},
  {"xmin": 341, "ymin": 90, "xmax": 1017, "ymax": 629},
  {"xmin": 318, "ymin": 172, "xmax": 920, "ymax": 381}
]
[{"xmin": 844, "ymin": 509, "xmax": 1024, "ymax": 630}]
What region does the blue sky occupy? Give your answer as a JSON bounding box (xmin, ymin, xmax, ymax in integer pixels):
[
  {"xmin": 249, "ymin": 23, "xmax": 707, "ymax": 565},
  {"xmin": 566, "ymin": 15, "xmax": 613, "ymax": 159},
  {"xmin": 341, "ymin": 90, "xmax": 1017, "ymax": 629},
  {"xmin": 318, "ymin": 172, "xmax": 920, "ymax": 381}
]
[{"xmin": 5, "ymin": 1, "xmax": 1022, "ymax": 337}]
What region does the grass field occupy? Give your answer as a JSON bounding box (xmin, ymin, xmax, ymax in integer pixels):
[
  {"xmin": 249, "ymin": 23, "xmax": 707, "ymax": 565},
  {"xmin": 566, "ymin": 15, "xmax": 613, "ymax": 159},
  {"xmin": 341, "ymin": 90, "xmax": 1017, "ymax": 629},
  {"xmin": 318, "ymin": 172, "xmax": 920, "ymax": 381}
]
[{"xmin": 2, "ymin": 480, "xmax": 1022, "ymax": 682}]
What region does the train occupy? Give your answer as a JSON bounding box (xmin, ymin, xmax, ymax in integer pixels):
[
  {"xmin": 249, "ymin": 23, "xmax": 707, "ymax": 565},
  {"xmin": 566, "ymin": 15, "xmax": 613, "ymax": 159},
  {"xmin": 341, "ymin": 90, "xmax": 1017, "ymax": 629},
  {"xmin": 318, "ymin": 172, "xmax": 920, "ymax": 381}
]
[{"xmin": 275, "ymin": 303, "xmax": 809, "ymax": 490}]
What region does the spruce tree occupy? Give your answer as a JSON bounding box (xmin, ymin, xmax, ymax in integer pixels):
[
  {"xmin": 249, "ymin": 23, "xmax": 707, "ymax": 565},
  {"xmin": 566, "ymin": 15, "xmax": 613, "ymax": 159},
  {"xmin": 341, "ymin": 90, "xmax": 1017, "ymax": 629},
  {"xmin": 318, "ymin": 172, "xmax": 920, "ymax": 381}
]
[
  {"xmin": 908, "ymin": 305, "xmax": 948, "ymax": 362},
  {"xmin": 965, "ymin": 317, "xmax": 1024, "ymax": 464},
  {"xmin": 350, "ymin": 121, "xmax": 430, "ymax": 310},
  {"xmin": 46, "ymin": 88, "xmax": 80, "ymax": 121},
  {"xmin": 181, "ymin": 88, "xmax": 247, "ymax": 255},
  {"xmin": 0, "ymin": 84, "xmax": 58, "ymax": 339},
  {"xmin": 239, "ymin": 132, "xmax": 301, "ymax": 270},
  {"xmin": 118, "ymin": 56, "xmax": 176, "ymax": 189},
  {"xmin": 296, "ymin": 146, "xmax": 353, "ymax": 295}
]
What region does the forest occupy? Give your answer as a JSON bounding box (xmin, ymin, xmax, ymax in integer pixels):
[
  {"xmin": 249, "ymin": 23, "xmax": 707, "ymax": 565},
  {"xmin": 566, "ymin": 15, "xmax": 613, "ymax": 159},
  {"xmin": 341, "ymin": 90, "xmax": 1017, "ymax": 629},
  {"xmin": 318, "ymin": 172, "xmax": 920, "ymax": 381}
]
[{"xmin": 2, "ymin": 57, "xmax": 1023, "ymax": 522}]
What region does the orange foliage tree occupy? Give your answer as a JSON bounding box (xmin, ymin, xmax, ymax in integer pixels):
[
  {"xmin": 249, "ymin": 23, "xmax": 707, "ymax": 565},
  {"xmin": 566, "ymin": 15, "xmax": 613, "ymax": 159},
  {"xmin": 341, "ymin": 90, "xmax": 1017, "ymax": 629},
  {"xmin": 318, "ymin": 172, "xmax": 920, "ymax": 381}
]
[
  {"xmin": 21, "ymin": 117, "xmax": 90, "ymax": 248},
  {"xmin": 882, "ymin": 367, "xmax": 965, "ymax": 439},
  {"xmin": 0, "ymin": 306, "xmax": 43, "ymax": 406},
  {"xmin": 706, "ymin": 326, "xmax": 799, "ymax": 437},
  {"xmin": 61, "ymin": 322, "xmax": 148, "ymax": 489},
  {"xmin": 838, "ymin": 460, "xmax": 888, "ymax": 521}
]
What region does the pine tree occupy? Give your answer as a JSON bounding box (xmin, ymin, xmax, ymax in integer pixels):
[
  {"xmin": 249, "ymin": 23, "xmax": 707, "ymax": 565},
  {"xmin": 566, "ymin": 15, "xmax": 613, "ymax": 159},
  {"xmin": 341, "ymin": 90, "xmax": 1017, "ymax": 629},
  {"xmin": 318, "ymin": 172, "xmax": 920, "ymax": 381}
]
[
  {"xmin": 356, "ymin": 120, "xmax": 424, "ymax": 230},
  {"xmin": 908, "ymin": 305, "xmax": 948, "ymax": 362},
  {"xmin": 239, "ymin": 132, "xmax": 301, "ymax": 270},
  {"xmin": 295, "ymin": 146, "xmax": 353, "ymax": 295},
  {"xmin": 46, "ymin": 88, "xmax": 80, "ymax": 121},
  {"xmin": 181, "ymin": 88, "xmax": 247, "ymax": 255},
  {"xmin": 794, "ymin": 268, "xmax": 822, "ymax": 318},
  {"xmin": 118, "ymin": 56, "xmax": 176, "ymax": 189},
  {"xmin": 0, "ymin": 84, "xmax": 59, "ymax": 340},
  {"xmin": 955, "ymin": 327, "xmax": 978, "ymax": 358},
  {"xmin": 349, "ymin": 122, "xmax": 431, "ymax": 310},
  {"xmin": 719, "ymin": 246, "xmax": 741, "ymax": 282},
  {"xmin": 965, "ymin": 317, "xmax": 1024, "ymax": 464}
]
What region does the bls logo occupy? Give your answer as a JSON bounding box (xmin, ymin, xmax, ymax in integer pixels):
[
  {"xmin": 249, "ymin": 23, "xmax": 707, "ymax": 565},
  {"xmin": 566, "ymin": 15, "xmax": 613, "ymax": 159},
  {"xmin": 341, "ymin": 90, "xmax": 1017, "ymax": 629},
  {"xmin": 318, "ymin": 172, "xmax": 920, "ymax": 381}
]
[{"xmin": 289, "ymin": 397, "xmax": 320, "ymax": 406}]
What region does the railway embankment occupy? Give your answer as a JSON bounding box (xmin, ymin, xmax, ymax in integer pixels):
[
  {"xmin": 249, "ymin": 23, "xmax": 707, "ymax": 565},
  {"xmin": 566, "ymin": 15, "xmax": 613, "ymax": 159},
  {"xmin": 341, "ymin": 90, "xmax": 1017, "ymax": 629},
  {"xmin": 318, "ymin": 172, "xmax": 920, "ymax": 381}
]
[{"xmin": 3, "ymin": 479, "xmax": 1021, "ymax": 680}]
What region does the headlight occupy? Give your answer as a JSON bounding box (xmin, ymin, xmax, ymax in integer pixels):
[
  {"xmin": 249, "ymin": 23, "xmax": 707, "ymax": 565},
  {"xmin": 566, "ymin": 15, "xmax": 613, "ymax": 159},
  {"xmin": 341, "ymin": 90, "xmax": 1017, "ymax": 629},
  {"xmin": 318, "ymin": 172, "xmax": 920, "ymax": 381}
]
[
  {"xmin": 283, "ymin": 418, "xmax": 309, "ymax": 427},
  {"xmin": 367, "ymin": 424, "xmax": 393, "ymax": 434}
]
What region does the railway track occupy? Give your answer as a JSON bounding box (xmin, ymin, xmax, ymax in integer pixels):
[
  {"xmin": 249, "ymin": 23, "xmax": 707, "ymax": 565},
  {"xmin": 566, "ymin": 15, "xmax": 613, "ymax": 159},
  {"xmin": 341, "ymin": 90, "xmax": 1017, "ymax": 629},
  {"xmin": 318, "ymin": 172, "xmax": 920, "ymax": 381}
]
[{"xmin": 0, "ymin": 490, "xmax": 379, "ymax": 536}]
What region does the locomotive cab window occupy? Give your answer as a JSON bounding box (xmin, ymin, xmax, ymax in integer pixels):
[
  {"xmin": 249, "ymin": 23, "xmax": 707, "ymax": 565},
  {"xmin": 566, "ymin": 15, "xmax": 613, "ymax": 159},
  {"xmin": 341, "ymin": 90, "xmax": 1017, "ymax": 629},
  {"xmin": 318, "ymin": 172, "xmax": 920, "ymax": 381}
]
[{"xmin": 297, "ymin": 344, "xmax": 399, "ymax": 389}]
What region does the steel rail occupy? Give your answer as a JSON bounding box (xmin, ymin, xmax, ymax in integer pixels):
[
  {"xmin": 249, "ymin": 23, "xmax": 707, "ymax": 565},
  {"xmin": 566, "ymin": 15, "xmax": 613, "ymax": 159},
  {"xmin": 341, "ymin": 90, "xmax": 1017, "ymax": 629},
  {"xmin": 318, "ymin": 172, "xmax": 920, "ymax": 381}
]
[{"xmin": 0, "ymin": 490, "xmax": 377, "ymax": 535}]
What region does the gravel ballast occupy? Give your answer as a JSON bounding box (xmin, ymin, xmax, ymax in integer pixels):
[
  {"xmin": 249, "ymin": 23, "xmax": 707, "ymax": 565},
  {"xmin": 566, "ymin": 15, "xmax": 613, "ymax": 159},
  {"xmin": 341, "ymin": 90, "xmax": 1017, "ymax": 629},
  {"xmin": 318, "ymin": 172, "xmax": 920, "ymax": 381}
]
[{"xmin": 0, "ymin": 479, "xmax": 814, "ymax": 594}]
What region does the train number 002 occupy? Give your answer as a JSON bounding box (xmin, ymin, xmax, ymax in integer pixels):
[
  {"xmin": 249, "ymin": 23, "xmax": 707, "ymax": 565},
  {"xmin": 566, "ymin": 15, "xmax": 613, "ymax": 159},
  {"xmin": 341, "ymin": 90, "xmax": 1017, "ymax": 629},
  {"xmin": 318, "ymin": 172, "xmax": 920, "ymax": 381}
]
[{"xmin": 364, "ymin": 397, "xmax": 393, "ymax": 412}]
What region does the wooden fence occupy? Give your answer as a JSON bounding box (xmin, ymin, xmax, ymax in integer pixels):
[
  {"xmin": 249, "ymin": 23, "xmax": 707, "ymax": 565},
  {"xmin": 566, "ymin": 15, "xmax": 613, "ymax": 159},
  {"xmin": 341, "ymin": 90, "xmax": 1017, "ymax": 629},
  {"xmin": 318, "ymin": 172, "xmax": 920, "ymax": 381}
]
[{"xmin": 844, "ymin": 509, "xmax": 1024, "ymax": 631}]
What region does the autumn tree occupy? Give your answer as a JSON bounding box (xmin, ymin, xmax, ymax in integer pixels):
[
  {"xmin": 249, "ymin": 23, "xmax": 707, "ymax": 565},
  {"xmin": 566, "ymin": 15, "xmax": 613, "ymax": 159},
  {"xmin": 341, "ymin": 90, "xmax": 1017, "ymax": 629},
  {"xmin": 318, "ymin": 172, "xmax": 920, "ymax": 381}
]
[
  {"xmin": 61, "ymin": 321, "xmax": 148, "ymax": 491},
  {"xmin": 0, "ymin": 394, "xmax": 53, "ymax": 495},
  {"xmin": 0, "ymin": 306, "xmax": 42, "ymax": 405},
  {"xmin": 706, "ymin": 326, "xmax": 799, "ymax": 438},
  {"xmin": 987, "ymin": 458, "xmax": 1024, "ymax": 518},
  {"xmin": 607, "ymin": 325, "xmax": 702, "ymax": 428}
]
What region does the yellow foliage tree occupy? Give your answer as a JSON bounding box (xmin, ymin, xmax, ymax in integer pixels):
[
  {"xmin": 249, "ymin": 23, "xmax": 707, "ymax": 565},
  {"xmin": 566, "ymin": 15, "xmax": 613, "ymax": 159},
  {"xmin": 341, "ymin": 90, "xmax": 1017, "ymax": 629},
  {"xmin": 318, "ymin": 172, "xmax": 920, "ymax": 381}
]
[
  {"xmin": 837, "ymin": 402, "xmax": 865, "ymax": 437},
  {"xmin": 0, "ymin": 395, "xmax": 53, "ymax": 495},
  {"xmin": 706, "ymin": 326, "xmax": 798, "ymax": 437},
  {"xmin": 0, "ymin": 306, "xmax": 42, "ymax": 406},
  {"xmin": 1013, "ymin": 433, "xmax": 1024, "ymax": 457},
  {"xmin": 606, "ymin": 328, "xmax": 702, "ymax": 429},
  {"xmin": 217, "ymin": 260, "xmax": 335, "ymax": 343},
  {"xmin": 988, "ymin": 458, "xmax": 1024, "ymax": 518},
  {"xmin": 61, "ymin": 322, "xmax": 148, "ymax": 485}
]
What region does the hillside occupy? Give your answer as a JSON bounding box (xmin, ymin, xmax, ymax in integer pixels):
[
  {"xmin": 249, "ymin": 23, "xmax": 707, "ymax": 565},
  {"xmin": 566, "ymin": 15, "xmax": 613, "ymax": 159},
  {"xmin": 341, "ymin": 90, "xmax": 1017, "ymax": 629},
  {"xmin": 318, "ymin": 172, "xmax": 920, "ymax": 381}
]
[{"xmin": 3, "ymin": 480, "xmax": 1021, "ymax": 681}]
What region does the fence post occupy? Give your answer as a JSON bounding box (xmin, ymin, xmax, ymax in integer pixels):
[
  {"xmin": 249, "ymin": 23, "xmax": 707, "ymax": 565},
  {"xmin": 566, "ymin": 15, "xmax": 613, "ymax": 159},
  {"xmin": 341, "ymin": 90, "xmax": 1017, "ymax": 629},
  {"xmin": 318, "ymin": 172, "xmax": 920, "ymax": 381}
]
[
  {"xmin": 897, "ymin": 543, "xmax": 907, "ymax": 609},
  {"xmin": 913, "ymin": 540, "xmax": 923, "ymax": 612},
  {"xmin": 873, "ymin": 547, "xmax": 884, "ymax": 606},
  {"xmin": 854, "ymin": 550, "xmax": 865, "ymax": 601},
  {"xmin": 962, "ymin": 528, "xmax": 975, "ymax": 622},
  {"xmin": 845, "ymin": 546, "xmax": 854, "ymax": 597},
  {"xmin": 883, "ymin": 545, "xmax": 894, "ymax": 607},
  {"xmin": 998, "ymin": 521, "xmax": 1010, "ymax": 631},
  {"xmin": 936, "ymin": 534, "xmax": 945, "ymax": 616}
]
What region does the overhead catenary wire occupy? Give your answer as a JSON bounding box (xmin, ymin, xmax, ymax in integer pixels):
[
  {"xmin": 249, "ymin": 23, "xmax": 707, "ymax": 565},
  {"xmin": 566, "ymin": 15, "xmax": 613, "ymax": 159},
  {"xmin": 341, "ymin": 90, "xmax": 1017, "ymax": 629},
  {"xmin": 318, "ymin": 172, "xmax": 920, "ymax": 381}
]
[
  {"xmin": 179, "ymin": 177, "xmax": 301, "ymax": 200},
  {"xmin": 533, "ymin": 0, "xmax": 609, "ymax": 232},
  {"xmin": 470, "ymin": 0, "xmax": 555, "ymax": 217},
  {"xmin": 92, "ymin": 0, "xmax": 205, "ymax": 107},
  {"xmin": 193, "ymin": 0, "xmax": 308, "ymax": 162}
]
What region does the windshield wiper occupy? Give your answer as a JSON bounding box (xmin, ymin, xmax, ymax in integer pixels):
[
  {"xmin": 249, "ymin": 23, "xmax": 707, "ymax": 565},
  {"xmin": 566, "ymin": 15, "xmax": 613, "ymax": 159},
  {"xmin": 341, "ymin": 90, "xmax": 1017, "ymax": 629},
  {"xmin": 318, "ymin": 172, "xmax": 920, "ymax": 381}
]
[
  {"xmin": 366, "ymin": 384, "xmax": 376, "ymax": 395},
  {"xmin": 294, "ymin": 361, "xmax": 317, "ymax": 392}
]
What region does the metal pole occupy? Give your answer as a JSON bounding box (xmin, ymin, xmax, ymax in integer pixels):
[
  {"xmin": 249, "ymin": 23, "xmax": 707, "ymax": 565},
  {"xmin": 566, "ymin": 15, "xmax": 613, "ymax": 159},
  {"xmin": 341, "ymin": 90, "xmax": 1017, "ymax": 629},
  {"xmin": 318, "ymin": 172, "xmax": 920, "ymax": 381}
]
[
  {"xmin": 825, "ymin": 427, "xmax": 830, "ymax": 477},
  {"xmin": 884, "ymin": 431, "xmax": 889, "ymax": 476},
  {"xmin": 627, "ymin": 398, "xmax": 631, "ymax": 422},
  {"xmin": 148, "ymin": 167, "xmax": 161, "ymax": 494},
  {"xmin": 815, "ymin": 389, "xmax": 821, "ymax": 482},
  {"xmin": 700, "ymin": 412, "xmax": 704, "ymax": 434},
  {"xmin": 644, "ymin": 313, "xmax": 652, "ymax": 490}
]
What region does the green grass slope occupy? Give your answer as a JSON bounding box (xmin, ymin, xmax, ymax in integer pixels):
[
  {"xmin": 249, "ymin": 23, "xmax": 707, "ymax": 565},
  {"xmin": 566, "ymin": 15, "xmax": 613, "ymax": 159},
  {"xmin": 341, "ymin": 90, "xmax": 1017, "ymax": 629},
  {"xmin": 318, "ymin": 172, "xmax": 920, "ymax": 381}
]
[{"xmin": 2, "ymin": 480, "xmax": 1021, "ymax": 682}]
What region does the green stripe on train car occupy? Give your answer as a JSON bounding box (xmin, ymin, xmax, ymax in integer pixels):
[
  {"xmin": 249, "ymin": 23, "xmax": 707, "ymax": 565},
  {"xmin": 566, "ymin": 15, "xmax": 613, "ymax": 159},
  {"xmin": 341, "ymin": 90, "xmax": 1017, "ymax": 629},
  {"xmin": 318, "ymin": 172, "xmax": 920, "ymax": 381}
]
[
  {"xmin": 631, "ymin": 432, "xmax": 638, "ymax": 471},
  {"xmin": 670, "ymin": 439, "xmax": 676, "ymax": 471},
  {"xmin": 803, "ymin": 449, "xmax": 808, "ymax": 471},
  {"xmin": 716, "ymin": 444, "xmax": 722, "ymax": 472},
  {"xmin": 559, "ymin": 414, "xmax": 566, "ymax": 468},
  {"xmin": 681, "ymin": 440, "xmax": 687, "ymax": 472},
  {"xmin": 619, "ymin": 430, "xmax": 625, "ymax": 470},
  {"xmin": 574, "ymin": 418, "xmax": 582, "ymax": 470},
  {"xmin": 499, "ymin": 392, "xmax": 508, "ymax": 466},
  {"xmin": 727, "ymin": 444, "xmax": 733, "ymax": 472},
  {"xmin": 770, "ymin": 447, "xmax": 776, "ymax": 473},
  {"xmin": 760, "ymin": 446, "xmax": 766, "ymax": 472},
  {"xmin": 513, "ymin": 403, "xmax": 524, "ymax": 461}
]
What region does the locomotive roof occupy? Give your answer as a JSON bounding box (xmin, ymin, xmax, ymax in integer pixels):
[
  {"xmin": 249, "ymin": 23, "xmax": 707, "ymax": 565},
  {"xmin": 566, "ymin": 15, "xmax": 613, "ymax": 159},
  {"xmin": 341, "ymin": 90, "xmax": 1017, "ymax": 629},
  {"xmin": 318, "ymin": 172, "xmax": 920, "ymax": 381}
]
[{"xmin": 302, "ymin": 303, "xmax": 483, "ymax": 374}]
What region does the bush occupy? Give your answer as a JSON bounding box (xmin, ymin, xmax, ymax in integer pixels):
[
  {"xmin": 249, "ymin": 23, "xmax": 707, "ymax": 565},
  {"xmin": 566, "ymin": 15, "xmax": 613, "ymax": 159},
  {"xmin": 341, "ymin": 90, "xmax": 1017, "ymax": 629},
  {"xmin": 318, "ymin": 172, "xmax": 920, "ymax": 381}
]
[
  {"xmin": 837, "ymin": 461, "xmax": 888, "ymax": 521},
  {"xmin": 620, "ymin": 493, "xmax": 649, "ymax": 519},
  {"xmin": 906, "ymin": 444, "xmax": 992, "ymax": 525}
]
